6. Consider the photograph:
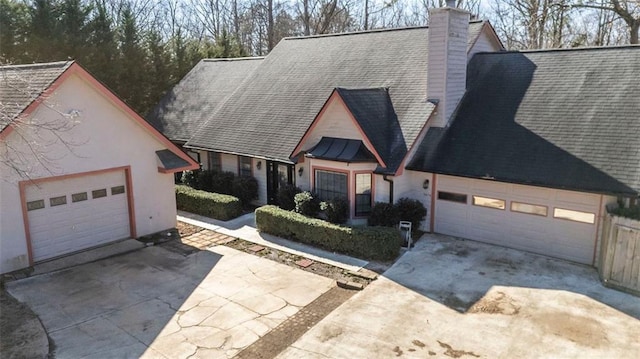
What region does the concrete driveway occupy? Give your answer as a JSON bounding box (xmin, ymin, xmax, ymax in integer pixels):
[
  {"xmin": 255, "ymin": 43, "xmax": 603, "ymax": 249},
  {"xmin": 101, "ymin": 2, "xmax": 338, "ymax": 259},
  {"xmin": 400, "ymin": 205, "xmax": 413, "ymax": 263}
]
[
  {"xmin": 7, "ymin": 245, "xmax": 333, "ymax": 358},
  {"xmin": 279, "ymin": 234, "xmax": 640, "ymax": 358}
]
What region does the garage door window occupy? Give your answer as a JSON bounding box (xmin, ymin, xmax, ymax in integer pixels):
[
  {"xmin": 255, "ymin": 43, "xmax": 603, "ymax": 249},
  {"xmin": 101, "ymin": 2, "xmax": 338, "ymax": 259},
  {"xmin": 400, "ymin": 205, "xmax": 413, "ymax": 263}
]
[
  {"xmin": 438, "ymin": 191, "xmax": 467, "ymax": 203},
  {"xmin": 72, "ymin": 192, "xmax": 88, "ymax": 202},
  {"xmin": 111, "ymin": 186, "xmax": 125, "ymax": 195},
  {"xmin": 473, "ymin": 195, "xmax": 506, "ymax": 210},
  {"xmin": 92, "ymin": 189, "xmax": 107, "ymax": 199},
  {"xmin": 511, "ymin": 202, "xmax": 548, "ymax": 216},
  {"xmin": 50, "ymin": 195, "xmax": 67, "ymax": 207},
  {"xmin": 553, "ymin": 208, "xmax": 595, "ymax": 224},
  {"xmin": 27, "ymin": 200, "xmax": 45, "ymax": 211}
]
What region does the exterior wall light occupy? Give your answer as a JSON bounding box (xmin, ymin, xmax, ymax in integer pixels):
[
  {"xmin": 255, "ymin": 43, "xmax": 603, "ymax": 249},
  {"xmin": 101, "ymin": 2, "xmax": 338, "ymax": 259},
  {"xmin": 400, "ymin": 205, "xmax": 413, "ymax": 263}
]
[
  {"xmin": 256, "ymin": 161, "xmax": 262, "ymax": 170},
  {"xmin": 298, "ymin": 167, "xmax": 304, "ymax": 177}
]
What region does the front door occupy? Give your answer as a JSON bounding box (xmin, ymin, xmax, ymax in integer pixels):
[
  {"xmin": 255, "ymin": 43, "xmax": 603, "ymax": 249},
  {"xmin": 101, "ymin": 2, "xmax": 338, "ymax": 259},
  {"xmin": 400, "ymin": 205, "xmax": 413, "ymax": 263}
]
[{"xmin": 266, "ymin": 161, "xmax": 294, "ymax": 204}]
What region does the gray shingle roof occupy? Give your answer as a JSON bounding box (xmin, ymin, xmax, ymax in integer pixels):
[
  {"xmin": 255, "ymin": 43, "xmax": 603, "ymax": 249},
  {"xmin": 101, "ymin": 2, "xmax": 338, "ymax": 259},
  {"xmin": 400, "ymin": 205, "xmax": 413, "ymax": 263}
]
[
  {"xmin": 0, "ymin": 61, "xmax": 72, "ymax": 131},
  {"xmin": 183, "ymin": 22, "xmax": 487, "ymax": 162},
  {"xmin": 146, "ymin": 57, "xmax": 264, "ymax": 142},
  {"xmin": 408, "ymin": 46, "xmax": 640, "ymax": 195}
]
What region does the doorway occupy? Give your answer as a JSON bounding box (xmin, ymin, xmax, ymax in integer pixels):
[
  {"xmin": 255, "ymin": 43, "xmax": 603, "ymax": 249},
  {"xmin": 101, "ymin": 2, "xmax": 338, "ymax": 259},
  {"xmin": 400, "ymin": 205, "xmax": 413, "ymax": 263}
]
[{"xmin": 266, "ymin": 161, "xmax": 295, "ymax": 204}]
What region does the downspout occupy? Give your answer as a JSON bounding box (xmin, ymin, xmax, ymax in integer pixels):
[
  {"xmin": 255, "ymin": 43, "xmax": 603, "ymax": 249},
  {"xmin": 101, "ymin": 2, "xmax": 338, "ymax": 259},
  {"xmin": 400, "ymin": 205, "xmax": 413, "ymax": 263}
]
[{"xmin": 383, "ymin": 175, "xmax": 394, "ymax": 203}]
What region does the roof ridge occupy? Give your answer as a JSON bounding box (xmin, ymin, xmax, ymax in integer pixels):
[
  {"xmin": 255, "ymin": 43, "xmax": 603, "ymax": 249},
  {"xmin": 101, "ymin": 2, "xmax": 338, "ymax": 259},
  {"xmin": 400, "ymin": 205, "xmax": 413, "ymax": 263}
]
[
  {"xmin": 284, "ymin": 20, "xmax": 485, "ymax": 41},
  {"xmin": 475, "ymin": 44, "xmax": 640, "ymax": 56},
  {"xmin": 202, "ymin": 57, "xmax": 264, "ymax": 62},
  {"xmin": 0, "ymin": 60, "xmax": 73, "ymax": 70}
]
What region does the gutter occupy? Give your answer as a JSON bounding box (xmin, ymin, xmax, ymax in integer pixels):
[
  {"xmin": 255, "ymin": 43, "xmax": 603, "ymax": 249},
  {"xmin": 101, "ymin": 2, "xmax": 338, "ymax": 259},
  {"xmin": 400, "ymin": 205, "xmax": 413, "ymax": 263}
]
[{"xmin": 383, "ymin": 175, "xmax": 394, "ymax": 203}]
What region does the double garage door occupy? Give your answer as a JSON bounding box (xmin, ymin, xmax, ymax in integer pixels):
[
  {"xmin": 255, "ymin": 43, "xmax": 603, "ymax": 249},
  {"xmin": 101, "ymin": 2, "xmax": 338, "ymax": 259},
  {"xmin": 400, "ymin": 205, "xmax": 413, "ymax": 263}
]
[
  {"xmin": 434, "ymin": 175, "xmax": 601, "ymax": 265},
  {"xmin": 24, "ymin": 170, "xmax": 131, "ymax": 262}
]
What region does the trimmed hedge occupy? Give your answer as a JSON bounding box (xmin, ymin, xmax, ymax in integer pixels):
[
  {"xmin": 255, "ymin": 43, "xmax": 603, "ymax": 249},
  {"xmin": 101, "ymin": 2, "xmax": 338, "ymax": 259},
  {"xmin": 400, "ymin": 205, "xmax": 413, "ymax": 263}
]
[
  {"xmin": 176, "ymin": 185, "xmax": 242, "ymax": 221},
  {"xmin": 255, "ymin": 205, "xmax": 402, "ymax": 260}
]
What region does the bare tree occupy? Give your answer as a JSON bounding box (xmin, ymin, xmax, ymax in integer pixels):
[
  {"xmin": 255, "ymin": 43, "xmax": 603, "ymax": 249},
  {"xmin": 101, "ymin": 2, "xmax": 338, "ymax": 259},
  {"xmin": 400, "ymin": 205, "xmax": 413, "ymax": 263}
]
[
  {"xmin": 572, "ymin": 0, "xmax": 640, "ymax": 44},
  {"xmin": 1, "ymin": 70, "xmax": 84, "ymax": 181}
]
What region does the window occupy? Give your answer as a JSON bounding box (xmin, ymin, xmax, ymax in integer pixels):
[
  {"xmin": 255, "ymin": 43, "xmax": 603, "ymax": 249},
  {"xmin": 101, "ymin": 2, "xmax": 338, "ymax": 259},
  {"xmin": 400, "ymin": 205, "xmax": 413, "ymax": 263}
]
[
  {"xmin": 511, "ymin": 202, "xmax": 548, "ymax": 216},
  {"xmin": 72, "ymin": 192, "xmax": 88, "ymax": 202},
  {"xmin": 355, "ymin": 173, "xmax": 372, "ymax": 216},
  {"xmin": 473, "ymin": 195, "xmax": 506, "ymax": 210},
  {"xmin": 208, "ymin": 152, "xmax": 221, "ymax": 172},
  {"xmin": 238, "ymin": 156, "xmax": 252, "ymax": 177},
  {"xmin": 438, "ymin": 191, "xmax": 467, "ymax": 204},
  {"xmin": 111, "ymin": 186, "xmax": 125, "ymax": 195},
  {"xmin": 50, "ymin": 195, "xmax": 67, "ymax": 207},
  {"xmin": 27, "ymin": 200, "xmax": 45, "ymax": 211},
  {"xmin": 315, "ymin": 170, "xmax": 347, "ymax": 201},
  {"xmin": 92, "ymin": 189, "xmax": 107, "ymax": 199},
  {"xmin": 553, "ymin": 208, "xmax": 595, "ymax": 224}
]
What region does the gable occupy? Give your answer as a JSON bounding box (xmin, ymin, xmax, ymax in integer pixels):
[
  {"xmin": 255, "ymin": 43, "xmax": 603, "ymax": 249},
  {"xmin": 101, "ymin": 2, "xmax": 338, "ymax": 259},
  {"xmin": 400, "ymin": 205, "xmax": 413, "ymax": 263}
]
[
  {"xmin": 293, "ymin": 90, "xmax": 384, "ymax": 166},
  {"xmin": 1, "ymin": 64, "xmax": 198, "ymax": 179}
]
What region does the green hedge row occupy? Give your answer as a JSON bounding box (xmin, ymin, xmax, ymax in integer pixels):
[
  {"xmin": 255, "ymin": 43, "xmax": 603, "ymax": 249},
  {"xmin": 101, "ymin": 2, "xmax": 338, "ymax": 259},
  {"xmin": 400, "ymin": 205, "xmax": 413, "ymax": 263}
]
[
  {"xmin": 255, "ymin": 205, "xmax": 402, "ymax": 260},
  {"xmin": 176, "ymin": 185, "xmax": 242, "ymax": 221}
]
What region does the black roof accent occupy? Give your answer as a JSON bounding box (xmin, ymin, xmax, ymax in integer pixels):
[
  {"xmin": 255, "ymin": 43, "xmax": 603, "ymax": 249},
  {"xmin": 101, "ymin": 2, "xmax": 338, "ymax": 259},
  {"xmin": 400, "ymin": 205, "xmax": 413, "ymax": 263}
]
[
  {"xmin": 306, "ymin": 137, "xmax": 377, "ymax": 163},
  {"xmin": 156, "ymin": 149, "xmax": 191, "ymax": 170},
  {"xmin": 408, "ymin": 46, "xmax": 640, "ymax": 195},
  {"xmin": 335, "ymin": 87, "xmax": 405, "ymax": 172}
]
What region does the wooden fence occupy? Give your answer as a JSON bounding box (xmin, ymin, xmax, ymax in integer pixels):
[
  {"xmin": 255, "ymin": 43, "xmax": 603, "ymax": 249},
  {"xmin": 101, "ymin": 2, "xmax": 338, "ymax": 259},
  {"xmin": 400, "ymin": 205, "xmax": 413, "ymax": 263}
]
[{"xmin": 599, "ymin": 214, "xmax": 640, "ymax": 296}]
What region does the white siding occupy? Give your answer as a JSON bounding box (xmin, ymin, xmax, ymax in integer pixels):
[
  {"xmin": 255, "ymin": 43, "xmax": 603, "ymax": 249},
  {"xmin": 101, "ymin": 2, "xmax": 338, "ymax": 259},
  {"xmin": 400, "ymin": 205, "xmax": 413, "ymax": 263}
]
[
  {"xmin": 1, "ymin": 73, "xmax": 177, "ymax": 273},
  {"xmin": 297, "ymin": 97, "xmax": 371, "ymax": 153},
  {"xmin": 253, "ymin": 158, "xmax": 268, "ymax": 205},
  {"xmin": 427, "ymin": 7, "xmax": 470, "ymax": 128},
  {"xmin": 393, "ymin": 170, "xmax": 433, "ymax": 232},
  {"xmin": 468, "ymin": 28, "xmax": 502, "ymax": 60}
]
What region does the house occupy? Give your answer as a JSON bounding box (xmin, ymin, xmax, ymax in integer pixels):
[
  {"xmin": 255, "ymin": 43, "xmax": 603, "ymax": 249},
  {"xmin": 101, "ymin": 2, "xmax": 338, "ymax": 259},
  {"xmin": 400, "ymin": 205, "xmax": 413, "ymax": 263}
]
[
  {"xmin": 0, "ymin": 61, "xmax": 199, "ymax": 274},
  {"xmin": 147, "ymin": 3, "xmax": 639, "ymax": 266}
]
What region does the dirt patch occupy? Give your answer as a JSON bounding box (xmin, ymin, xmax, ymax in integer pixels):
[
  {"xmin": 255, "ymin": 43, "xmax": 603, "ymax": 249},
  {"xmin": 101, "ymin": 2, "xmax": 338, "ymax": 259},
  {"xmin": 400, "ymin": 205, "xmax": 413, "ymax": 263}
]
[
  {"xmin": 225, "ymin": 238, "xmax": 373, "ymax": 286},
  {"xmin": 437, "ymin": 341, "xmax": 480, "ymax": 358},
  {"xmin": 468, "ymin": 291, "xmax": 520, "ymax": 315},
  {"xmin": 486, "ymin": 257, "xmax": 518, "ymax": 271},
  {"xmin": 392, "ymin": 346, "xmax": 403, "ymax": 356},
  {"xmin": 0, "ymin": 290, "xmax": 50, "ymax": 358},
  {"xmin": 532, "ymin": 311, "xmax": 608, "ymax": 348},
  {"xmin": 412, "ymin": 339, "xmax": 426, "ymax": 348}
]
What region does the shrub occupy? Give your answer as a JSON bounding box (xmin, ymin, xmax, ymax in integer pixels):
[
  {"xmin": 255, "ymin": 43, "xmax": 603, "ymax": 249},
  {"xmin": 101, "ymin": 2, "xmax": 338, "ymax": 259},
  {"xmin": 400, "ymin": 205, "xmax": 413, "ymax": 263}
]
[
  {"xmin": 181, "ymin": 170, "xmax": 200, "ymax": 189},
  {"xmin": 610, "ymin": 203, "xmax": 640, "ymax": 220},
  {"xmin": 175, "ymin": 185, "xmax": 242, "ymax": 221},
  {"xmin": 294, "ymin": 191, "xmax": 321, "ymax": 217},
  {"xmin": 321, "ymin": 198, "xmax": 349, "ymax": 224},
  {"xmin": 210, "ymin": 171, "xmax": 236, "ymax": 195},
  {"xmin": 232, "ymin": 176, "xmax": 259, "ymax": 206},
  {"xmin": 367, "ymin": 202, "xmax": 400, "ymax": 227},
  {"xmin": 256, "ymin": 205, "xmax": 401, "ymax": 260},
  {"xmin": 396, "ymin": 197, "xmax": 427, "ymax": 229},
  {"xmin": 277, "ymin": 184, "xmax": 302, "ymax": 210}
]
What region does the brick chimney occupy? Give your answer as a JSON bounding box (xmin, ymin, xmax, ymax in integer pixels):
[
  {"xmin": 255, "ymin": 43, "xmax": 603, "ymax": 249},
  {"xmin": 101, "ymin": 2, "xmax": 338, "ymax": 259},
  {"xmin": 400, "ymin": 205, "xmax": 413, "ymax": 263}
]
[{"xmin": 427, "ymin": 1, "xmax": 470, "ymax": 128}]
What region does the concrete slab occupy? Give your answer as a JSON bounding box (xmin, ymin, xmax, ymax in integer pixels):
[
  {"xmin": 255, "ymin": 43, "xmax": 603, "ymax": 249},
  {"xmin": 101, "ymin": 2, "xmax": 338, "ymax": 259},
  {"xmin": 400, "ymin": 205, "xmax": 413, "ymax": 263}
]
[
  {"xmin": 279, "ymin": 234, "xmax": 640, "ymax": 359},
  {"xmin": 178, "ymin": 211, "xmax": 368, "ymax": 272},
  {"xmin": 31, "ymin": 238, "xmax": 145, "ymax": 275},
  {"xmin": 7, "ymin": 245, "xmax": 333, "ymax": 359}
]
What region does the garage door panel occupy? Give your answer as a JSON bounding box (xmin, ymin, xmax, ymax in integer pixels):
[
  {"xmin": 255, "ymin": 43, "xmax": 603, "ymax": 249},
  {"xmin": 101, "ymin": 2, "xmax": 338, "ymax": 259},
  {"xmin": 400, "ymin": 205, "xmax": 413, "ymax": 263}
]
[
  {"xmin": 435, "ymin": 176, "xmax": 599, "ymax": 265},
  {"xmin": 26, "ymin": 170, "xmax": 130, "ymax": 262}
]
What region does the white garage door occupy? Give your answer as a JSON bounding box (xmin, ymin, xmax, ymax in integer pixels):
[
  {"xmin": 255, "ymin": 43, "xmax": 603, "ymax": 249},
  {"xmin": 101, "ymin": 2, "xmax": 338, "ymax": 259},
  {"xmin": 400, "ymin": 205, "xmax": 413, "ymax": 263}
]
[
  {"xmin": 434, "ymin": 175, "xmax": 600, "ymax": 265},
  {"xmin": 25, "ymin": 170, "xmax": 131, "ymax": 262}
]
